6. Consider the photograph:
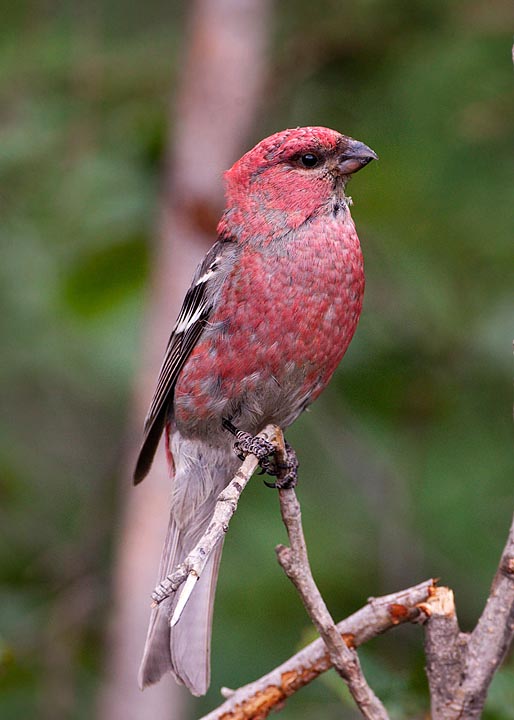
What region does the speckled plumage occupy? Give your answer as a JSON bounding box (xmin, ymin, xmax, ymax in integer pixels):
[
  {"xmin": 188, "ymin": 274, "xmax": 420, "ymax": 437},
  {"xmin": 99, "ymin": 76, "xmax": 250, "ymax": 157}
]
[
  {"xmin": 174, "ymin": 215, "xmax": 364, "ymax": 436},
  {"xmin": 135, "ymin": 126, "xmax": 377, "ymax": 695}
]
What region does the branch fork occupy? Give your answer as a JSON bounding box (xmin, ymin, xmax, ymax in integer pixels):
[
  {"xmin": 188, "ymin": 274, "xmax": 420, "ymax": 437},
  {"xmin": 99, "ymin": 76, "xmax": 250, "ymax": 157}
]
[
  {"xmin": 145, "ymin": 424, "xmax": 514, "ymax": 719},
  {"xmin": 420, "ymin": 517, "xmax": 514, "ymax": 719}
]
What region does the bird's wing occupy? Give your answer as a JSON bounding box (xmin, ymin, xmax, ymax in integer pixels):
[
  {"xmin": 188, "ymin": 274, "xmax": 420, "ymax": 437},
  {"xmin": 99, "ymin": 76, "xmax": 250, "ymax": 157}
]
[{"xmin": 133, "ymin": 237, "xmax": 237, "ymax": 485}]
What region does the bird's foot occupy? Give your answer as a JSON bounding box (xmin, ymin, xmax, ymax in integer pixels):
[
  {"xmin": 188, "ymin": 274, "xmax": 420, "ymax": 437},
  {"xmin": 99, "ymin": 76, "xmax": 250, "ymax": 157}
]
[
  {"xmin": 262, "ymin": 441, "xmax": 299, "ymax": 489},
  {"xmin": 222, "ymin": 419, "xmax": 275, "ymax": 463},
  {"xmin": 222, "ymin": 419, "xmax": 298, "ymax": 489}
]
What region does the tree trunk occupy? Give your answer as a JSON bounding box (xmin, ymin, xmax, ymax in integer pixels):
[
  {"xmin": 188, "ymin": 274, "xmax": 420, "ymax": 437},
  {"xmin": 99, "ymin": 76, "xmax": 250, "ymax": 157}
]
[{"xmin": 97, "ymin": 2, "xmax": 272, "ymax": 718}]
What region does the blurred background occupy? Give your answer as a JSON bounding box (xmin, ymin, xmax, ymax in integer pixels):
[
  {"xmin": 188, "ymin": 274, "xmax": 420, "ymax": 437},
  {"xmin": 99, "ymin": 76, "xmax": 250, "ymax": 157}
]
[{"xmin": 1, "ymin": 1, "xmax": 513, "ymax": 718}]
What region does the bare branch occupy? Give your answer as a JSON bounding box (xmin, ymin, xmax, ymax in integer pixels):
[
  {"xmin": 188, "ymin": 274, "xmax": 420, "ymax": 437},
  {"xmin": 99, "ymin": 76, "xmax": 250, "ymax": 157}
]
[
  {"xmin": 199, "ymin": 579, "xmax": 433, "ymax": 720},
  {"xmin": 149, "ymin": 421, "xmax": 512, "ymax": 719},
  {"xmin": 445, "ymin": 513, "xmax": 514, "ymax": 719},
  {"xmin": 420, "ymin": 586, "xmax": 468, "ymax": 719},
  {"xmin": 276, "ymin": 480, "xmax": 390, "ymax": 720}
]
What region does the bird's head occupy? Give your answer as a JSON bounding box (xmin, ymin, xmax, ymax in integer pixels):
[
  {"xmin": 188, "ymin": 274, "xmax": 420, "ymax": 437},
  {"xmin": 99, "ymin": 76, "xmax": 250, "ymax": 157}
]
[{"xmin": 222, "ymin": 126, "xmax": 377, "ymax": 236}]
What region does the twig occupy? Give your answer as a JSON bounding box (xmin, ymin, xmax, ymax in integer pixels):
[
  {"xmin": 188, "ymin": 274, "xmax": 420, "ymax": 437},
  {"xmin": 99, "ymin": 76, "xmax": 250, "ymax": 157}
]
[
  {"xmin": 275, "ymin": 460, "xmax": 390, "ymax": 719},
  {"xmin": 150, "ymin": 425, "xmax": 279, "ymax": 614},
  {"xmin": 198, "ymin": 579, "xmax": 434, "ymax": 720}
]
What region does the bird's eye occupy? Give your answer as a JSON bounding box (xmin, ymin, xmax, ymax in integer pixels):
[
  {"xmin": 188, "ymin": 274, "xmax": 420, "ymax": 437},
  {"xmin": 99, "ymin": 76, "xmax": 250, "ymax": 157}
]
[{"xmin": 299, "ymin": 153, "xmax": 320, "ymax": 168}]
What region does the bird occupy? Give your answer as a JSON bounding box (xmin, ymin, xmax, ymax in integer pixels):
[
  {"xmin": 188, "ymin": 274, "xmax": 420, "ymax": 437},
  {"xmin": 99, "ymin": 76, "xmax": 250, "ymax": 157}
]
[{"xmin": 134, "ymin": 126, "xmax": 377, "ymax": 695}]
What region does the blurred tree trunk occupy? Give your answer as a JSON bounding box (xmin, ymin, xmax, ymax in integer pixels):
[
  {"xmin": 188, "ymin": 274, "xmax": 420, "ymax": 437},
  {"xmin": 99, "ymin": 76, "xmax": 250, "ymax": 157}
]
[{"xmin": 97, "ymin": 1, "xmax": 272, "ymax": 719}]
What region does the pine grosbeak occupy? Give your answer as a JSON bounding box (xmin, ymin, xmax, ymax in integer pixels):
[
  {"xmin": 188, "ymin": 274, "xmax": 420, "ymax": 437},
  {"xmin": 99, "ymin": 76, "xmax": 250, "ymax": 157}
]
[{"xmin": 134, "ymin": 126, "xmax": 377, "ymax": 695}]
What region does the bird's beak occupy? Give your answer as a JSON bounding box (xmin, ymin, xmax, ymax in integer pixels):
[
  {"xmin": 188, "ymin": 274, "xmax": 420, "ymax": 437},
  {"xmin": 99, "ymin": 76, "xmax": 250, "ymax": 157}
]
[{"xmin": 338, "ymin": 140, "xmax": 378, "ymax": 175}]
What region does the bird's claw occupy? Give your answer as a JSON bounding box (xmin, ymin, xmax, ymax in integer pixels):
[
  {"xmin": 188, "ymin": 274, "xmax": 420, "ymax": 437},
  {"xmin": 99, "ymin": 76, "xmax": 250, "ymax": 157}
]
[
  {"xmin": 222, "ymin": 420, "xmax": 299, "ymax": 489},
  {"xmin": 233, "ymin": 431, "xmax": 275, "ymax": 463},
  {"xmin": 262, "ymin": 441, "xmax": 299, "ymax": 489}
]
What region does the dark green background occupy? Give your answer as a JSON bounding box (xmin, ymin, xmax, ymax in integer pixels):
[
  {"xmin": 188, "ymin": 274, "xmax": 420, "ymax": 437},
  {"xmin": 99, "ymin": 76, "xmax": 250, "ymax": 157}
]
[{"xmin": 1, "ymin": 1, "xmax": 513, "ymax": 718}]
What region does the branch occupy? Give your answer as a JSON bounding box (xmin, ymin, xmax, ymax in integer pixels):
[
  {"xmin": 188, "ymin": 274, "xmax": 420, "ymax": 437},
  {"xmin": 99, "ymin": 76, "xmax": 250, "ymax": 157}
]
[
  {"xmin": 419, "ymin": 513, "xmax": 514, "ymax": 719},
  {"xmin": 150, "ymin": 425, "xmax": 280, "ymax": 617},
  {"xmin": 154, "ymin": 423, "xmax": 512, "ymax": 719},
  {"xmin": 420, "ymin": 586, "xmax": 467, "ymax": 719},
  {"xmin": 185, "ymin": 426, "xmax": 427, "ymax": 719},
  {"xmin": 199, "ymin": 579, "xmax": 434, "ymax": 720},
  {"xmin": 445, "ymin": 512, "xmax": 514, "ymax": 719},
  {"xmin": 276, "ymin": 476, "xmax": 389, "ymax": 719}
]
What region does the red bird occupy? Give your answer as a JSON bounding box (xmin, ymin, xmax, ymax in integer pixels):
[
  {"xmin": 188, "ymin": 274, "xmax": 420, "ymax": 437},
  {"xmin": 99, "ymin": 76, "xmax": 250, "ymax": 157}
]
[{"xmin": 134, "ymin": 126, "xmax": 377, "ymax": 695}]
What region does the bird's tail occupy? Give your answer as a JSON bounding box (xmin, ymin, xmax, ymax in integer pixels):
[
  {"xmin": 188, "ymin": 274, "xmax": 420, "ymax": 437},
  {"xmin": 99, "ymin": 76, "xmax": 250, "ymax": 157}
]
[
  {"xmin": 138, "ymin": 509, "xmax": 223, "ymax": 695},
  {"xmin": 138, "ymin": 434, "xmax": 237, "ymax": 696}
]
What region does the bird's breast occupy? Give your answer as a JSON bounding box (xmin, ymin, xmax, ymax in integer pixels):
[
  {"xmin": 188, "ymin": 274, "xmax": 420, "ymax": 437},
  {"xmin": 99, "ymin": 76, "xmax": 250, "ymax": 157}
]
[{"xmin": 174, "ymin": 211, "xmax": 364, "ymax": 437}]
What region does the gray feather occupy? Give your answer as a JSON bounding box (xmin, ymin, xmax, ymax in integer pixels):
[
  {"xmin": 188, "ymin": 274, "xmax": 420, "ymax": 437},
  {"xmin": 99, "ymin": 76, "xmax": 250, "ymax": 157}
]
[{"xmin": 138, "ymin": 434, "xmax": 239, "ymax": 695}]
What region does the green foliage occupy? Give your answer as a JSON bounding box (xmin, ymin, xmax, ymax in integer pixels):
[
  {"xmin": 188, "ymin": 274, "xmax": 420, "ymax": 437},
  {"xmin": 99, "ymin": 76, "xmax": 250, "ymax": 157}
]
[{"xmin": 1, "ymin": 1, "xmax": 513, "ymax": 718}]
